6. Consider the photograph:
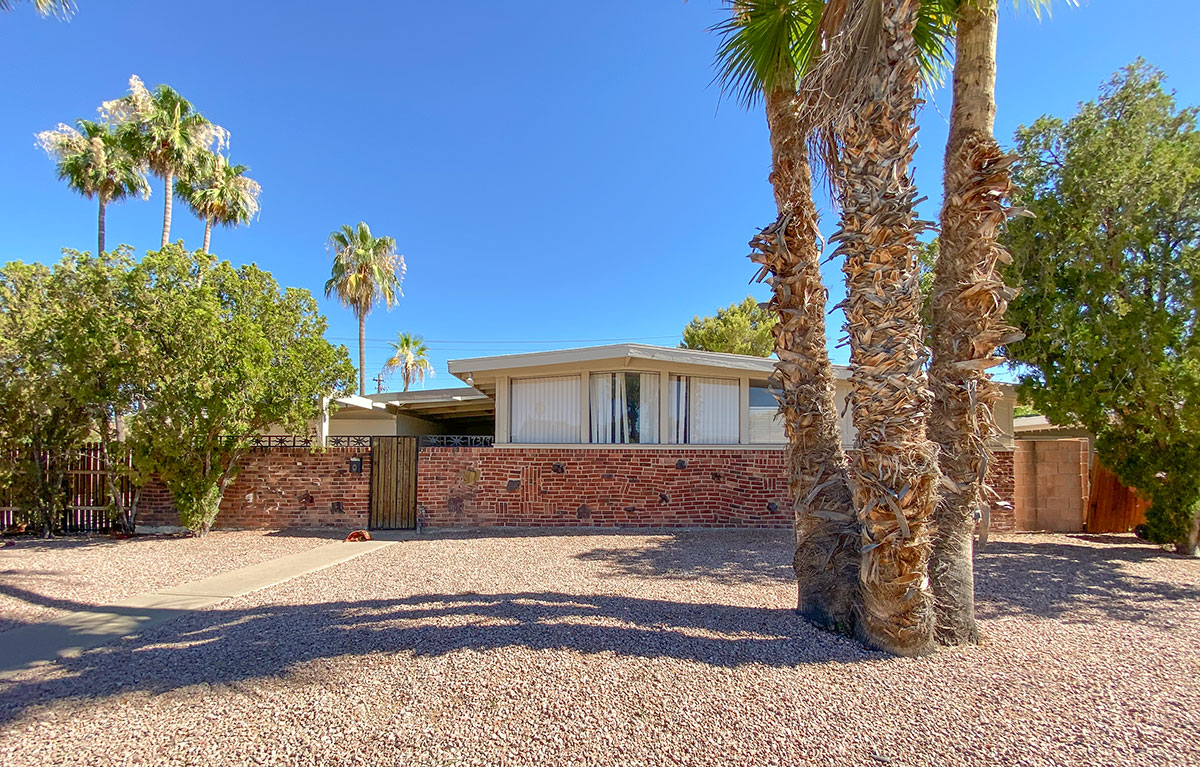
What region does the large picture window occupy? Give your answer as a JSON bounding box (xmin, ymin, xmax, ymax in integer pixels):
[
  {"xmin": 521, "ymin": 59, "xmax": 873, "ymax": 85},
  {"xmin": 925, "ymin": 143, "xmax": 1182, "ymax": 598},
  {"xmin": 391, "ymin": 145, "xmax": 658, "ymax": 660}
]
[
  {"xmin": 668, "ymin": 375, "xmax": 739, "ymax": 444},
  {"xmin": 510, "ymin": 376, "xmax": 580, "ymax": 443},
  {"xmin": 589, "ymin": 372, "xmax": 659, "ymax": 444}
]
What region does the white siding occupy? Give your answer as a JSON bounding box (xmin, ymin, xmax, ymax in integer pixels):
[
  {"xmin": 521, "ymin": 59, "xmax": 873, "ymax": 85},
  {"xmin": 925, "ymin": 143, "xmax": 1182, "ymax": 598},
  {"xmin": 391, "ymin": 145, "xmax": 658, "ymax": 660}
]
[{"xmin": 510, "ymin": 375, "xmax": 580, "ymax": 443}]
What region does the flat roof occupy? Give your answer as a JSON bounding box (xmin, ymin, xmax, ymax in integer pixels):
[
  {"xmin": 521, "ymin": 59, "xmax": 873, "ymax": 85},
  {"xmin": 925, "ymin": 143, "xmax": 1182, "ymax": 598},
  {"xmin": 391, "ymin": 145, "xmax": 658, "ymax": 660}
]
[{"xmin": 447, "ymin": 343, "xmax": 849, "ymax": 380}]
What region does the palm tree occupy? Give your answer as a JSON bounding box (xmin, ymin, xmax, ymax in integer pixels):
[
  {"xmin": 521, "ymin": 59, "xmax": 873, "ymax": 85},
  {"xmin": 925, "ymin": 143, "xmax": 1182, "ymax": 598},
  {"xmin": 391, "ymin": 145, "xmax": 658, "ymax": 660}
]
[
  {"xmin": 102, "ymin": 76, "xmax": 227, "ymax": 248},
  {"xmin": 792, "ymin": 0, "xmax": 957, "ymax": 656},
  {"xmin": 176, "ymin": 151, "xmax": 262, "ymax": 253},
  {"xmin": 36, "ymin": 119, "xmax": 149, "ymax": 255},
  {"xmin": 0, "ymin": 0, "xmax": 74, "ymax": 16},
  {"xmin": 927, "ymin": 0, "xmax": 1074, "ymax": 645},
  {"xmin": 324, "ymin": 222, "xmax": 406, "ymax": 396},
  {"xmin": 383, "ymin": 333, "xmax": 434, "ymax": 392},
  {"xmin": 712, "ymin": 0, "xmax": 860, "ymax": 633}
]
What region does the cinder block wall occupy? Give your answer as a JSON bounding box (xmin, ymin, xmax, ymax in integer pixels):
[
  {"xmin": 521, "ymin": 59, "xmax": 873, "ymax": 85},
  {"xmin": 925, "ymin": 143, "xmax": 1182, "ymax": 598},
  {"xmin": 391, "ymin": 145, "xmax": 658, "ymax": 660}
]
[
  {"xmin": 139, "ymin": 447, "xmax": 371, "ymax": 529},
  {"xmin": 1013, "ymin": 439, "xmax": 1090, "ymax": 532}
]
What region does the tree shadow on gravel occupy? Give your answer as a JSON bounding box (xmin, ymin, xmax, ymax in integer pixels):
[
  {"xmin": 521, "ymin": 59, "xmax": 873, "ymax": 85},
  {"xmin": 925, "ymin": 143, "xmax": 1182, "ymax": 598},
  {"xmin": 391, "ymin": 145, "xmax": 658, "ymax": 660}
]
[
  {"xmin": 573, "ymin": 530, "xmax": 794, "ymax": 586},
  {"xmin": 974, "ymin": 537, "xmax": 1200, "ymax": 623},
  {"xmin": 0, "ymin": 589, "xmax": 879, "ymax": 724}
]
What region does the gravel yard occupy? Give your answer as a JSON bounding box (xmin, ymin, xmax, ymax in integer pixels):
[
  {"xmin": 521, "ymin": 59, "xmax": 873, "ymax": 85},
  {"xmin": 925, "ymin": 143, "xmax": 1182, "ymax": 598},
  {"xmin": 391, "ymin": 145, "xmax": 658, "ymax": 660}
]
[
  {"xmin": 1, "ymin": 530, "xmax": 1197, "ymax": 766},
  {"xmin": 0, "ymin": 530, "xmax": 339, "ymax": 633}
]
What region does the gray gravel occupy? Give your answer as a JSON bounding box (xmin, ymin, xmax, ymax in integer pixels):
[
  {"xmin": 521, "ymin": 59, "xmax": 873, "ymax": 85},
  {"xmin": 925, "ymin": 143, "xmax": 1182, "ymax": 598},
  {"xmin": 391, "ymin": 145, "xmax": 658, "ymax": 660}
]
[
  {"xmin": 0, "ymin": 530, "xmax": 339, "ymax": 632},
  {"xmin": 0, "ymin": 530, "xmax": 1197, "ymax": 766}
]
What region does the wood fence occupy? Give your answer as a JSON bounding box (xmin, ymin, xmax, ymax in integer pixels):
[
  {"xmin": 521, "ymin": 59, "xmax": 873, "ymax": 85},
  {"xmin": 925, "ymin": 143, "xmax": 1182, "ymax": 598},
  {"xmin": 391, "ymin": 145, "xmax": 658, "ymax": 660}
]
[
  {"xmin": 1, "ymin": 445, "xmax": 131, "ymax": 533},
  {"xmin": 1085, "ymin": 457, "xmax": 1151, "ymax": 534}
]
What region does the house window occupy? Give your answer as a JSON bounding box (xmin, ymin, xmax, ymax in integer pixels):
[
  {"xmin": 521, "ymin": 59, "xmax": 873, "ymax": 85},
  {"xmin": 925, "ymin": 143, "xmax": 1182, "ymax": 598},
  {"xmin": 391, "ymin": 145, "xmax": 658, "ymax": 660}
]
[
  {"xmin": 510, "ymin": 376, "xmax": 580, "ymax": 443},
  {"xmin": 749, "ymin": 380, "xmax": 786, "ymax": 444},
  {"xmin": 668, "ymin": 375, "xmax": 739, "ymax": 444},
  {"xmin": 589, "ymin": 372, "xmax": 659, "ymax": 444}
]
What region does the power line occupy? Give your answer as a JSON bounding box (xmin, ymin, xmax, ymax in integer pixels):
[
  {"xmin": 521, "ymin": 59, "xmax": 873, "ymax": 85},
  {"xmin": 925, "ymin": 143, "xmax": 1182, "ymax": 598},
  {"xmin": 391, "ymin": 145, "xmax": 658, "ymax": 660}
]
[{"xmin": 325, "ymin": 334, "xmax": 681, "ymax": 346}]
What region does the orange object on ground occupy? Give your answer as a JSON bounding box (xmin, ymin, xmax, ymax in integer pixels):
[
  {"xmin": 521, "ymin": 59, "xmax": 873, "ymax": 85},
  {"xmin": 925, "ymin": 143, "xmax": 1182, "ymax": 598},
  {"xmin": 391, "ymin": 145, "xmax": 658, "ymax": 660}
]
[{"xmin": 345, "ymin": 529, "xmax": 372, "ymax": 542}]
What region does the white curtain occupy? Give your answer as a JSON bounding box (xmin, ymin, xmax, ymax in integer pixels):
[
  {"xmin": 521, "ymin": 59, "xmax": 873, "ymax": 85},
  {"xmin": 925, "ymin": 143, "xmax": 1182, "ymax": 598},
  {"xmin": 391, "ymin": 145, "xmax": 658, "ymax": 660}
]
[
  {"xmin": 638, "ymin": 372, "xmax": 659, "ymax": 444},
  {"xmin": 688, "ymin": 377, "xmax": 739, "ymax": 444},
  {"xmin": 668, "ymin": 375, "xmax": 688, "ymax": 444},
  {"xmin": 590, "ymin": 372, "xmax": 659, "ymax": 443},
  {"xmin": 510, "ymin": 376, "xmax": 580, "ymax": 443}
]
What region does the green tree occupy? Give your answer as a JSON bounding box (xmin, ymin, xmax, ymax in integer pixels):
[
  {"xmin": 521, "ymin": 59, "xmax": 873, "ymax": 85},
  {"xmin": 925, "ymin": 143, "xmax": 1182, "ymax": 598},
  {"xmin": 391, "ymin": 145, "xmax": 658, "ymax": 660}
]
[
  {"xmin": 0, "ymin": 261, "xmax": 92, "ymax": 535},
  {"xmin": 325, "ymin": 222, "xmax": 405, "ymax": 396},
  {"xmin": 132, "ymin": 246, "xmax": 355, "ymax": 534},
  {"xmin": 384, "ymin": 332, "xmax": 434, "ymax": 391},
  {"xmin": 1004, "ymin": 61, "xmax": 1200, "ymax": 555},
  {"xmin": 52, "ymin": 250, "xmax": 156, "ymax": 533},
  {"xmin": 102, "ymin": 76, "xmax": 228, "ymax": 248},
  {"xmin": 679, "ymin": 297, "xmax": 777, "ymax": 357},
  {"xmin": 35, "ymin": 119, "xmax": 149, "ymax": 256},
  {"xmin": 176, "ymin": 151, "xmax": 261, "ymax": 253}
]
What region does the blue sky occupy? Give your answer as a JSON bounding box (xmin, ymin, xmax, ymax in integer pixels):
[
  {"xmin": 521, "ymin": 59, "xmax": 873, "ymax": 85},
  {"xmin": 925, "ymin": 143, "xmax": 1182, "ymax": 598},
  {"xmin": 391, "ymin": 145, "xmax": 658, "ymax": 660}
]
[{"xmin": 3, "ymin": 1, "xmax": 1198, "ymax": 392}]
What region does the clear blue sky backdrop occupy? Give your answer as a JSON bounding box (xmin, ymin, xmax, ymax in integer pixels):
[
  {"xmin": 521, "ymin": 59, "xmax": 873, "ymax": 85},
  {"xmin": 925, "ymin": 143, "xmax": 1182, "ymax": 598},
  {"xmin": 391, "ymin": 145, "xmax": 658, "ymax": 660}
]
[{"xmin": 3, "ymin": 1, "xmax": 1198, "ymax": 392}]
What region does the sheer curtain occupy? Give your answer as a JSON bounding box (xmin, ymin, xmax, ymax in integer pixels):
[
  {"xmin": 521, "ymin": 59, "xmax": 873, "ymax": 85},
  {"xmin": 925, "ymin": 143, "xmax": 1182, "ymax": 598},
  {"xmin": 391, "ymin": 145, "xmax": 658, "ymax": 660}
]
[
  {"xmin": 668, "ymin": 375, "xmax": 688, "ymax": 444},
  {"xmin": 510, "ymin": 376, "xmax": 580, "ymax": 443},
  {"xmin": 590, "ymin": 372, "xmax": 659, "ymax": 443}
]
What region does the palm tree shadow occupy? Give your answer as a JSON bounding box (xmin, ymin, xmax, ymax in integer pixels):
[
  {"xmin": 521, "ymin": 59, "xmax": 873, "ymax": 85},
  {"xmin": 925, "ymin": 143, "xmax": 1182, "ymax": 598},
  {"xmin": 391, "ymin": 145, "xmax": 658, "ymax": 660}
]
[
  {"xmin": 974, "ymin": 537, "xmax": 1200, "ymax": 623},
  {"xmin": 0, "ymin": 589, "xmax": 878, "ymax": 725},
  {"xmin": 573, "ymin": 529, "xmax": 795, "ymax": 586}
]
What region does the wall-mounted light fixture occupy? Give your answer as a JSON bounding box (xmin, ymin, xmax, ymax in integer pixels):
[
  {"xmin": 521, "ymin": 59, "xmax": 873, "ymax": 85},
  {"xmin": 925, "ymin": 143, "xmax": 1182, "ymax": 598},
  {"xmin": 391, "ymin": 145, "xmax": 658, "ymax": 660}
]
[
  {"xmin": 349, "ymin": 456, "xmax": 364, "ymax": 474},
  {"xmin": 466, "ymin": 373, "xmax": 474, "ymax": 386}
]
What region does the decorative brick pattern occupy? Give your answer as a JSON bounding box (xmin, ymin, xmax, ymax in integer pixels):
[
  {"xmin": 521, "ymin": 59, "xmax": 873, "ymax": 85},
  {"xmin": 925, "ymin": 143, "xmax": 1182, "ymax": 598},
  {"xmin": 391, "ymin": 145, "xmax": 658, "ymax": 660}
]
[
  {"xmin": 138, "ymin": 448, "xmax": 371, "ymax": 529},
  {"xmin": 416, "ymin": 447, "xmax": 794, "ymax": 528},
  {"xmin": 416, "ymin": 447, "xmax": 1017, "ymax": 530},
  {"xmin": 136, "ymin": 444, "xmax": 1019, "ymax": 532}
]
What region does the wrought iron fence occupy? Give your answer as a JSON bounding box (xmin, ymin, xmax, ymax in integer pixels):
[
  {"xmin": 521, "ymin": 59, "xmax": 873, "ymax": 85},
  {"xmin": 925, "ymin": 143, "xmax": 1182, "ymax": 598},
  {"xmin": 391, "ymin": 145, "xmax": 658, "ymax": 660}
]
[{"xmin": 418, "ymin": 435, "xmax": 494, "ymax": 448}]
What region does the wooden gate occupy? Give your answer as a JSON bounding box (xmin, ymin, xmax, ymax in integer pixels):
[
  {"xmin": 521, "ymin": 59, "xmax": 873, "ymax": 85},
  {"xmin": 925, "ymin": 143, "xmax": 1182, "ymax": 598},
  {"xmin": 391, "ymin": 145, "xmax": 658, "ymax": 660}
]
[
  {"xmin": 369, "ymin": 436, "xmax": 417, "ymax": 530},
  {"xmin": 1085, "ymin": 457, "xmax": 1151, "ymax": 534}
]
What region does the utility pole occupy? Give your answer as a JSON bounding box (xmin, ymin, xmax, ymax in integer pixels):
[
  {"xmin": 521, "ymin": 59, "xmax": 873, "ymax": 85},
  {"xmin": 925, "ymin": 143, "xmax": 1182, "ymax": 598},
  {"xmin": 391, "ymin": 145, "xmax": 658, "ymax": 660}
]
[{"xmin": 373, "ymin": 373, "xmax": 386, "ymax": 394}]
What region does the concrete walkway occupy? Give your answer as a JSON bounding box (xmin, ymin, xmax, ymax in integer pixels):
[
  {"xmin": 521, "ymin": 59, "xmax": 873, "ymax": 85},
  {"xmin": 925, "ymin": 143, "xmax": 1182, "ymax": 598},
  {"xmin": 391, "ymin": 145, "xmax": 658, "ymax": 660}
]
[{"xmin": 0, "ymin": 539, "xmax": 394, "ymax": 679}]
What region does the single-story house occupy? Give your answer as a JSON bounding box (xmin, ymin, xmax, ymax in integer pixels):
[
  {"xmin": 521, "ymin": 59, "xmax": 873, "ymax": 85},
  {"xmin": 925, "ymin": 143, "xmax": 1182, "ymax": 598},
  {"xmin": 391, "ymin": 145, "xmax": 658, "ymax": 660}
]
[{"xmin": 228, "ymin": 344, "xmax": 1018, "ymax": 531}]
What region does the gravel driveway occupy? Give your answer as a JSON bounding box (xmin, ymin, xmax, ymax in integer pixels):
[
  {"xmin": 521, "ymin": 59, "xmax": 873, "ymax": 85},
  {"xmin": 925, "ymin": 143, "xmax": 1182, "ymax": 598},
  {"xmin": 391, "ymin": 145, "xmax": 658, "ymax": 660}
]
[
  {"xmin": 0, "ymin": 530, "xmax": 1197, "ymax": 766},
  {"xmin": 0, "ymin": 530, "xmax": 339, "ymax": 633}
]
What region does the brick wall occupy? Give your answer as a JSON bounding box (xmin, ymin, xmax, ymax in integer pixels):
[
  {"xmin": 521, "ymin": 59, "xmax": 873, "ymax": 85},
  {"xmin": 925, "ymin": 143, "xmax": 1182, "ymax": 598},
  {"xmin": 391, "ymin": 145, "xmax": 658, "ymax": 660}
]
[
  {"xmin": 988, "ymin": 449, "xmax": 1017, "ymax": 532},
  {"xmin": 416, "ymin": 446, "xmax": 1018, "ymax": 530},
  {"xmin": 416, "ymin": 447, "xmax": 793, "ymax": 528},
  {"xmin": 1013, "ymin": 438, "xmax": 1090, "ymax": 532},
  {"xmin": 139, "ymin": 447, "xmax": 371, "ymax": 530}
]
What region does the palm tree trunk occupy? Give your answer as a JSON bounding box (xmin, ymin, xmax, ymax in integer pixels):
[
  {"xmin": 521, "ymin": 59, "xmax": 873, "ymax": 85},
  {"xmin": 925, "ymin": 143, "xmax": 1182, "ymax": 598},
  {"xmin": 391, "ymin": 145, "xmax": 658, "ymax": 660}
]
[
  {"xmin": 161, "ymin": 169, "xmax": 174, "ymax": 248},
  {"xmin": 358, "ymin": 312, "xmax": 367, "ymax": 396},
  {"xmin": 832, "ymin": 0, "xmax": 939, "ymax": 656},
  {"xmin": 754, "ymin": 86, "xmax": 859, "ymax": 633},
  {"xmin": 928, "ymin": 0, "xmax": 1023, "ymax": 645},
  {"xmin": 97, "ymin": 196, "xmax": 106, "ymax": 256},
  {"xmin": 203, "ymin": 217, "xmax": 213, "ymax": 253}
]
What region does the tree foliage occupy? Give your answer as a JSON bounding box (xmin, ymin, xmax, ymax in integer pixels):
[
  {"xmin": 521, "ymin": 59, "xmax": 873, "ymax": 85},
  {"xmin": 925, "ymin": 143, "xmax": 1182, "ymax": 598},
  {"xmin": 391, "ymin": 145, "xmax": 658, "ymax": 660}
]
[
  {"xmin": 1004, "ymin": 61, "xmax": 1200, "ymax": 554},
  {"xmin": 131, "ymin": 247, "xmax": 355, "ymax": 534},
  {"xmin": 0, "ymin": 247, "xmax": 354, "ymax": 535},
  {"xmin": 679, "ymin": 297, "xmax": 778, "ymax": 357}
]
